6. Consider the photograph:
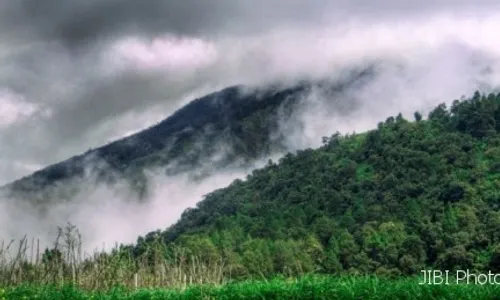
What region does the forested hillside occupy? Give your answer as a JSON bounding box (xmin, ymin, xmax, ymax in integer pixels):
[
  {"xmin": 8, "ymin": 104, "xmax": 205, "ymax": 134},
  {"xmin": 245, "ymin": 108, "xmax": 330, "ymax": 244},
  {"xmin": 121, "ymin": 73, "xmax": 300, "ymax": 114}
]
[{"xmin": 131, "ymin": 91, "xmax": 500, "ymax": 278}]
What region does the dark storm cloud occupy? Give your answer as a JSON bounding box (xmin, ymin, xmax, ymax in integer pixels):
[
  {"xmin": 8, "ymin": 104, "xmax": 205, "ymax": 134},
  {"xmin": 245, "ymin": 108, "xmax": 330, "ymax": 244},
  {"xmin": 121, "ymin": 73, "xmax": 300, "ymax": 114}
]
[
  {"xmin": 0, "ymin": 0, "xmax": 331, "ymax": 47},
  {"xmin": 3, "ymin": 0, "xmax": 497, "ymax": 48}
]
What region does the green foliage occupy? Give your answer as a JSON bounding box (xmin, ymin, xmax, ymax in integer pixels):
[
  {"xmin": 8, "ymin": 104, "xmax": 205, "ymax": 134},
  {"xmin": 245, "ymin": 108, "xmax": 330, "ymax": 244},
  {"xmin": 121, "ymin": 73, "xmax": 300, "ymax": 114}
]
[{"xmin": 130, "ymin": 91, "xmax": 500, "ymax": 278}]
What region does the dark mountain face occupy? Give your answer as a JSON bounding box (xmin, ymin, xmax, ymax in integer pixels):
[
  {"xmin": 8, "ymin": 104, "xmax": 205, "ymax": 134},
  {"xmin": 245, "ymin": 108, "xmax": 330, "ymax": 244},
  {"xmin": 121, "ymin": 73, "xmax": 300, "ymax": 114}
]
[{"xmin": 2, "ymin": 67, "xmax": 374, "ymax": 203}]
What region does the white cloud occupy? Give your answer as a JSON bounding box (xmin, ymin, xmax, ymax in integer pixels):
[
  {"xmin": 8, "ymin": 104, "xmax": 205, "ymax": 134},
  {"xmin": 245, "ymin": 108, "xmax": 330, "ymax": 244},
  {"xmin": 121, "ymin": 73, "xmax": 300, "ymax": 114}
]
[
  {"xmin": 0, "ymin": 90, "xmax": 39, "ymax": 127},
  {"xmin": 110, "ymin": 35, "xmax": 218, "ymax": 73}
]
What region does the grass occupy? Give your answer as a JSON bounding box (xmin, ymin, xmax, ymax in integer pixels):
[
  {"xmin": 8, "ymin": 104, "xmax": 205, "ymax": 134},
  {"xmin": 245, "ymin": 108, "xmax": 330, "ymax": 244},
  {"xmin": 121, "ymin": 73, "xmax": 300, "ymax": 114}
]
[
  {"xmin": 0, "ymin": 224, "xmax": 226, "ymax": 291},
  {"xmin": 2, "ymin": 276, "xmax": 500, "ymax": 299}
]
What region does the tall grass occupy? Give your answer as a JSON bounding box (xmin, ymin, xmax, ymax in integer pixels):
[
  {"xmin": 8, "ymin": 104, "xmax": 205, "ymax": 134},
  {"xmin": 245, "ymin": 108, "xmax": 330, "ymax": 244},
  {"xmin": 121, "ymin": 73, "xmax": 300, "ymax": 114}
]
[{"xmin": 0, "ymin": 224, "xmax": 226, "ymax": 290}]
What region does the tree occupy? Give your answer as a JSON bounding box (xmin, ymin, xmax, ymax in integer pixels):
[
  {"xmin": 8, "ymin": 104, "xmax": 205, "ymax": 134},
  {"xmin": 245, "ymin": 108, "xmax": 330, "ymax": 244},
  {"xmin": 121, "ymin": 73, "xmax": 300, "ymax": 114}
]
[
  {"xmin": 414, "ymin": 111, "xmax": 423, "ymax": 122},
  {"xmin": 436, "ymin": 245, "xmax": 474, "ymax": 271}
]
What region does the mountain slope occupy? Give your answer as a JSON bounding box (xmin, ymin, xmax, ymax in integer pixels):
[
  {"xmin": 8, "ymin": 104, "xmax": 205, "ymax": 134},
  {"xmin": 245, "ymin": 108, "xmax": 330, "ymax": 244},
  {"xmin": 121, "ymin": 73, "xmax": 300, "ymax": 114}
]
[
  {"xmin": 3, "ymin": 68, "xmax": 374, "ymax": 202},
  {"xmin": 130, "ymin": 91, "xmax": 500, "ymax": 277}
]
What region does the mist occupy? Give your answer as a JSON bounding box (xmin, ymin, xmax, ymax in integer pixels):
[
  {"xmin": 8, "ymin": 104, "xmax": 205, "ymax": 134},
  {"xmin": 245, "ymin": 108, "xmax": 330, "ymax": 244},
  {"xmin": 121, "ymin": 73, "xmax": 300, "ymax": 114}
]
[
  {"xmin": 0, "ymin": 155, "xmax": 279, "ymax": 253},
  {"xmin": 2, "ymin": 3, "xmax": 500, "ymax": 252}
]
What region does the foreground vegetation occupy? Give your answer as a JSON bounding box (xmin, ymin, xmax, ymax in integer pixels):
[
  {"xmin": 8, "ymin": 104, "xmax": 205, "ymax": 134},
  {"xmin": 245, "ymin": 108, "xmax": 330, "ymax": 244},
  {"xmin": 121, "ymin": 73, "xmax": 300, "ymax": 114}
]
[
  {"xmin": 3, "ymin": 276, "xmax": 500, "ymax": 300},
  {"xmin": 0, "ymin": 225, "xmax": 226, "ymax": 290}
]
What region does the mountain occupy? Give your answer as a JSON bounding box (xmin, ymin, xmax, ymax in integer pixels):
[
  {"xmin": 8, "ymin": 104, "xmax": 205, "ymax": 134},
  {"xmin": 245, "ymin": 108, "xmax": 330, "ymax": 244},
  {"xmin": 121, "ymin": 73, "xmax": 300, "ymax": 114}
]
[
  {"xmin": 2, "ymin": 67, "xmax": 374, "ymax": 202},
  {"xmin": 128, "ymin": 91, "xmax": 500, "ymax": 278}
]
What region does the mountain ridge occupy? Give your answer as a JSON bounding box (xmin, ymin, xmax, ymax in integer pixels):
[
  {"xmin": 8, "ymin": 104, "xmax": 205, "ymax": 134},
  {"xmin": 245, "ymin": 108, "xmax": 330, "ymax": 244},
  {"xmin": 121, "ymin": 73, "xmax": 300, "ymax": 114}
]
[{"xmin": 3, "ymin": 68, "xmax": 375, "ymax": 201}]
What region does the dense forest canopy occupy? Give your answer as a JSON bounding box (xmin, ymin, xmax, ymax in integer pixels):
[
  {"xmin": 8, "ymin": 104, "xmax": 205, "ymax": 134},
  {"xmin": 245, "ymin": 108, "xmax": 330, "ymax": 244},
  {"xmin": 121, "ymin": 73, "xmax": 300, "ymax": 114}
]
[{"xmin": 126, "ymin": 91, "xmax": 500, "ymax": 278}]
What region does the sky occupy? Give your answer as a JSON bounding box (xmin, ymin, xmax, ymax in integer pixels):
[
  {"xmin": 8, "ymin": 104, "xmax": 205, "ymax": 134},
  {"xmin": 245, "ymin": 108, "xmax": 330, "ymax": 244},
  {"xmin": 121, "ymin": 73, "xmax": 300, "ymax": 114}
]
[
  {"xmin": 2, "ymin": 1, "xmax": 500, "ymax": 250},
  {"xmin": 1, "ymin": 0, "xmax": 500, "ymax": 184}
]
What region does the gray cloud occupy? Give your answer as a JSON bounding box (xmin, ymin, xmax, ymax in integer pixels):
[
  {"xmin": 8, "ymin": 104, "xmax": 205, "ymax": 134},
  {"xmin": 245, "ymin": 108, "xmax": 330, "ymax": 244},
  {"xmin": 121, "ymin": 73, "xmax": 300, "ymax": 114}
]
[
  {"xmin": 1, "ymin": 0, "xmax": 324, "ymax": 46},
  {"xmin": 2, "ymin": 0, "xmax": 500, "ymax": 246}
]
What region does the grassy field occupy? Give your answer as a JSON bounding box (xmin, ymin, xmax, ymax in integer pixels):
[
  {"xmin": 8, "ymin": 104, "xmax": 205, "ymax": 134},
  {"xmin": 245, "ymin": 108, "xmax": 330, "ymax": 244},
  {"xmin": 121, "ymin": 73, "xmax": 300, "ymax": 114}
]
[{"xmin": 2, "ymin": 276, "xmax": 500, "ymax": 300}]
